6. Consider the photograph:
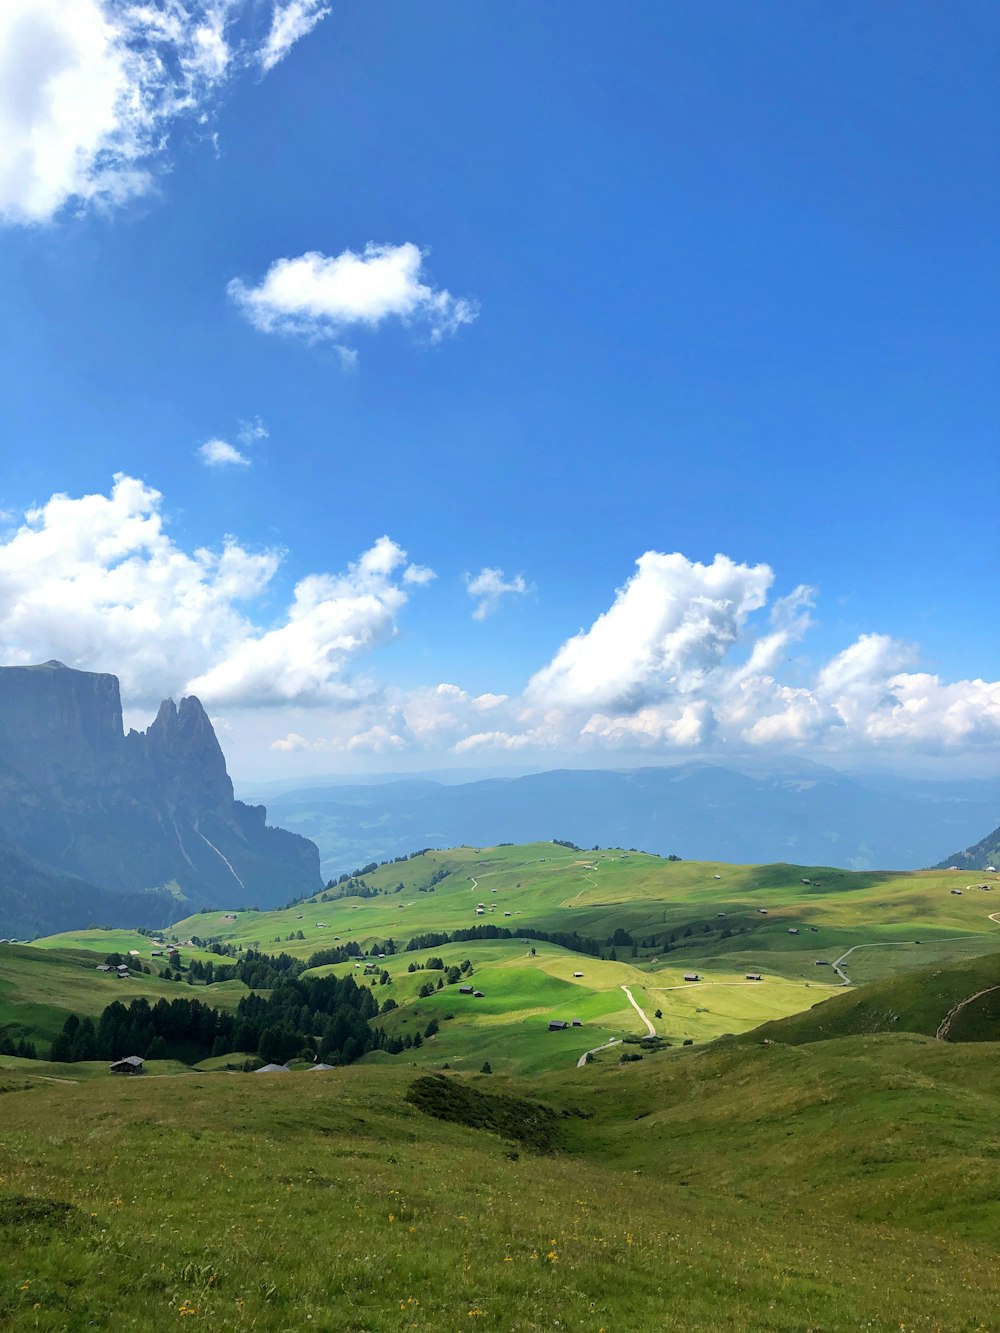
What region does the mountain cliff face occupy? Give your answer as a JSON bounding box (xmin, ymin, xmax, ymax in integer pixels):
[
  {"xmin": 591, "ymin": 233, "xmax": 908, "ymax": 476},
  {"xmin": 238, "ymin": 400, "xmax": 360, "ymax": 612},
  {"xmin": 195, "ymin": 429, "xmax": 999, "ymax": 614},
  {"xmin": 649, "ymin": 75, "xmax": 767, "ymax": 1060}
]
[{"xmin": 0, "ymin": 662, "xmax": 321, "ymax": 934}]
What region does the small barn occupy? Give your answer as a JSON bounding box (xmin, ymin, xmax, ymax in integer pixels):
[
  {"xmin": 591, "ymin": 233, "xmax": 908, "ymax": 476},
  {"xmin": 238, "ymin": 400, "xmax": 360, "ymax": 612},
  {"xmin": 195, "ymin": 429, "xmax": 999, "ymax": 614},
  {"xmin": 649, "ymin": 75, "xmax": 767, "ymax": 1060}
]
[
  {"xmin": 571, "ymin": 1018, "xmax": 582, "ymax": 1027},
  {"xmin": 683, "ymin": 972, "xmax": 700, "ymax": 982},
  {"xmin": 745, "ymin": 973, "xmax": 762, "ymax": 981},
  {"xmin": 548, "ymin": 1020, "xmax": 569, "ymax": 1031},
  {"xmin": 787, "ymin": 928, "xmax": 799, "ymax": 935},
  {"xmin": 950, "ymin": 889, "xmax": 962, "ymax": 896},
  {"xmin": 573, "ymin": 971, "xmax": 584, "ymax": 978},
  {"xmin": 254, "ymin": 1063, "xmax": 290, "ymax": 1074},
  {"xmin": 459, "ymin": 985, "xmax": 474, "ymax": 994},
  {"xmin": 473, "ymin": 990, "xmax": 485, "ymax": 998},
  {"xmin": 96, "ymin": 963, "xmax": 113, "ymax": 972},
  {"xmin": 758, "ymin": 908, "xmax": 768, "ymax": 915},
  {"xmin": 309, "ymin": 1063, "xmax": 334, "ymax": 1072},
  {"xmin": 110, "ymin": 1056, "xmax": 144, "ymax": 1075}
]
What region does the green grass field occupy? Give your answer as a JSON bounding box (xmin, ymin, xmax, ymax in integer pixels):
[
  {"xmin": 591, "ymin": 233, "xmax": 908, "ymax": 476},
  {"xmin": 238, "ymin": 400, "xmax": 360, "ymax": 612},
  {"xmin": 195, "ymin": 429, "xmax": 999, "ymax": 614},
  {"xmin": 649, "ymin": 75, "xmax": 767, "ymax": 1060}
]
[
  {"xmin": 6, "ymin": 844, "xmax": 1000, "ymax": 1327},
  {"xmin": 18, "ymin": 844, "xmax": 1000, "ymax": 1073},
  {"xmin": 1, "ymin": 1035, "xmax": 1000, "ymax": 1330},
  {"xmin": 0, "ymin": 944, "xmax": 249, "ymax": 1050}
]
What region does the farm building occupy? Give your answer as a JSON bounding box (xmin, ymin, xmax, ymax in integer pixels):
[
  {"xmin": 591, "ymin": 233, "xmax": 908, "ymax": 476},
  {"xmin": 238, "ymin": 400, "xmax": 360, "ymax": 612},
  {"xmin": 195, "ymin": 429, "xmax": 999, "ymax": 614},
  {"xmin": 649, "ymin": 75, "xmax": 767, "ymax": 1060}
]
[
  {"xmin": 787, "ymin": 928, "xmax": 799, "ymax": 935},
  {"xmin": 758, "ymin": 908, "xmax": 768, "ymax": 915},
  {"xmin": 458, "ymin": 985, "xmax": 474, "ymax": 994},
  {"xmin": 571, "ymin": 1018, "xmax": 582, "ymax": 1027},
  {"xmin": 310, "ymin": 1063, "xmax": 334, "ymax": 1072},
  {"xmin": 815, "ymin": 960, "xmax": 831, "ymax": 966},
  {"xmin": 683, "ymin": 972, "xmax": 700, "ymax": 982},
  {"xmin": 573, "ymin": 971, "xmax": 584, "ymax": 978},
  {"xmin": 254, "ymin": 1063, "xmax": 290, "ymax": 1074},
  {"xmin": 110, "ymin": 1056, "xmax": 144, "ymax": 1075},
  {"xmin": 473, "ymin": 990, "xmax": 485, "ymax": 998},
  {"xmin": 95, "ymin": 963, "xmax": 113, "ymax": 972},
  {"xmin": 951, "ymin": 889, "xmax": 963, "ymax": 896},
  {"xmin": 745, "ymin": 973, "xmax": 763, "ymax": 981},
  {"xmin": 548, "ymin": 1020, "xmax": 569, "ymax": 1031}
]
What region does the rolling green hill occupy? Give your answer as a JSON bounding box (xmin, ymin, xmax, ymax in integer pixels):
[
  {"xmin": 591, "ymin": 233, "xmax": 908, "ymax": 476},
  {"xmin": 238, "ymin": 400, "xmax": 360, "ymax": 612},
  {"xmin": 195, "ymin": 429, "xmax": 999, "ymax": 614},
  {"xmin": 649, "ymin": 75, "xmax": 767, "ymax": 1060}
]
[
  {"xmin": 0, "ymin": 944, "xmax": 249, "ymax": 1052},
  {"xmin": 22, "ymin": 842, "xmax": 1000, "ymax": 1072},
  {"xmin": 1, "ymin": 1033, "xmax": 999, "ymax": 1329},
  {"xmin": 740, "ymin": 949, "xmax": 1000, "ymax": 1046},
  {"xmin": 6, "ymin": 842, "xmax": 1000, "ymax": 1327}
]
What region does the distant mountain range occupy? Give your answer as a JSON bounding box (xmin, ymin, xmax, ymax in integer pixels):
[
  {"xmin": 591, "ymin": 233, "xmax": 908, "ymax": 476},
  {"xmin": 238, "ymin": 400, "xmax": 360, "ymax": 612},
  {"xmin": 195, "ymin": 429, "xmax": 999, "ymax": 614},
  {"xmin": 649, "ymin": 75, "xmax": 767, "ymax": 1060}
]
[
  {"xmin": 244, "ymin": 761, "xmax": 1000, "ymax": 881},
  {"xmin": 0, "ymin": 662, "xmax": 321, "ymax": 936}
]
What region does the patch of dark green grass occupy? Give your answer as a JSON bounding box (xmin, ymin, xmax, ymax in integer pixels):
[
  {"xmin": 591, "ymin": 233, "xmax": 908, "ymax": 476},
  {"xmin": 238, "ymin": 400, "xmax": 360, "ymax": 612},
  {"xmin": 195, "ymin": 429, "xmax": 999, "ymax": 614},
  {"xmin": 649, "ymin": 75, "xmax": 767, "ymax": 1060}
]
[{"xmin": 406, "ymin": 1073, "xmax": 563, "ymax": 1151}]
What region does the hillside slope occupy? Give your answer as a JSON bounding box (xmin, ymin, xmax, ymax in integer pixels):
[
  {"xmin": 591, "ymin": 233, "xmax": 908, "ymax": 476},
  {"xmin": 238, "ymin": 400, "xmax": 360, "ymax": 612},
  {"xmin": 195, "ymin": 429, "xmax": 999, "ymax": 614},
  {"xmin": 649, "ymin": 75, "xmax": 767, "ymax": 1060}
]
[
  {"xmin": 935, "ymin": 820, "xmax": 1000, "ymax": 871},
  {"xmin": 740, "ymin": 951, "xmax": 1000, "ymax": 1045},
  {"xmin": 1, "ymin": 1039, "xmax": 1000, "ymax": 1329},
  {"xmin": 0, "ymin": 834, "xmax": 177, "ymax": 940}
]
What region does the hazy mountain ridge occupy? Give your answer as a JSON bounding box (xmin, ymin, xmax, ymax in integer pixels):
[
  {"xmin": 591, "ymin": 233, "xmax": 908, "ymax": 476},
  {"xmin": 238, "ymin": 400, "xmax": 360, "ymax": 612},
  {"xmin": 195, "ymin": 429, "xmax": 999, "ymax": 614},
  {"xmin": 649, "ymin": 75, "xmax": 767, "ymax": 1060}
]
[
  {"xmin": 0, "ymin": 662, "xmax": 321, "ymax": 935},
  {"xmin": 247, "ymin": 761, "xmax": 1000, "ymax": 880},
  {"xmin": 934, "ymin": 821, "xmax": 1000, "ymax": 872}
]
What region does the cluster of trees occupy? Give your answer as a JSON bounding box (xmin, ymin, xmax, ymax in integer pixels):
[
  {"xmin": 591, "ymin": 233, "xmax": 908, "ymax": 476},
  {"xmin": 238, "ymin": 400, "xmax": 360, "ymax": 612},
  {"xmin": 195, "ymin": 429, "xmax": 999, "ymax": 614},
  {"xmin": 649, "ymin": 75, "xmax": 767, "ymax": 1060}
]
[
  {"xmin": 0, "ymin": 1031, "xmax": 37, "ymax": 1058},
  {"xmin": 51, "ymin": 966, "xmax": 406, "ymax": 1067},
  {"xmin": 404, "ymin": 923, "xmax": 606, "ymax": 958},
  {"xmin": 49, "ymin": 999, "xmax": 222, "ymax": 1063}
]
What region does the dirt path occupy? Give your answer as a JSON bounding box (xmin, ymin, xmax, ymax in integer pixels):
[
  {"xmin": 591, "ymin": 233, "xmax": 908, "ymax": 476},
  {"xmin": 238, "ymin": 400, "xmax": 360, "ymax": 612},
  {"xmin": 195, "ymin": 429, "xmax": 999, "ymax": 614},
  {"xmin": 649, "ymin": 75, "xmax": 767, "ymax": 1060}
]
[
  {"xmin": 620, "ymin": 984, "xmax": 656, "ymax": 1036},
  {"xmin": 935, "ymin": 985, "xmax": 1000, "ymax": 1041},
  {"xmin": 832, "ymin": 926, "xmax": 1000, "ymax": 986},
  {"xmin": 577, "ymin": 1037, "xmax": 619, "ymax": 1068}
]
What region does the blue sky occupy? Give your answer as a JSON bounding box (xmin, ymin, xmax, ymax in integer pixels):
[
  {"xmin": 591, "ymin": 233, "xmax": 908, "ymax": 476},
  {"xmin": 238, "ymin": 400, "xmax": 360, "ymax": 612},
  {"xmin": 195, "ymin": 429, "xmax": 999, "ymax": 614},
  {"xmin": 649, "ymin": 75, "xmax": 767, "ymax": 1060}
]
[{"xmin": 0, "ymin": 1, "xmax": 997, "ymax": 778}]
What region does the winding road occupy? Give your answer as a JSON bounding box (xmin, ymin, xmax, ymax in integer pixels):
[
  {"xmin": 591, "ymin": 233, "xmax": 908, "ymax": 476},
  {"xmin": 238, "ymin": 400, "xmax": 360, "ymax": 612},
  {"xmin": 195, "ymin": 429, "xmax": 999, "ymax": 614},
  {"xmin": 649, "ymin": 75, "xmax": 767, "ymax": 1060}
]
[
  {"xmin": 620, "ymin": 984, "xmax": 656, "ymax": 1036},
  {"xmin": 577, "ymin": 1038, "xmax": 619, "ymax": 1068}
]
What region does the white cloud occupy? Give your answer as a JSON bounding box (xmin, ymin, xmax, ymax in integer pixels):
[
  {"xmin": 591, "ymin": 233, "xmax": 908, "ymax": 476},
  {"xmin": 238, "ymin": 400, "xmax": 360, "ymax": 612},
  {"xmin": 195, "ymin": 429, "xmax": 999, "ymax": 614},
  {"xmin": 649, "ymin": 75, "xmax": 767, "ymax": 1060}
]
[
  {"xmin": 0, "ymin": 1, "xmax": 328, "ymax": 225},
  {"xmin": 228, "ymin": 243, "xmax": 479, "ymax": 354},
  {"xmin": 528, "ymin": 551, "xmax": 773, "ymax": 713},
  {"xmin": 259, "ymin": 0, "xmax": 329, "ymax": 73},
  {"xmin": 0, "ymin": 475, "xmax": 432, "ymax": 710},
  {"xmin": 351, "ymin": 549, "xmax": 999, "ymax": 765},
  {"xmin": 465, "ymin": 567, "xmax": 528, "ymax": 620},
  {"xmin": 199, "ymin": 438, "xmax": 250, "ymax": 468}
]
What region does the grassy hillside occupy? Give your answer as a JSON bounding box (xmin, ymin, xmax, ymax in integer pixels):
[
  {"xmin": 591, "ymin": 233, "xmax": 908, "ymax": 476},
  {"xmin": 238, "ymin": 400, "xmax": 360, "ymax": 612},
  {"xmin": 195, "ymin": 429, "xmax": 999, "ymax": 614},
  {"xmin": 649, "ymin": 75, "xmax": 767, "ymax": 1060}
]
[
  {"xmin": 0, "ymin": 944, "xmax": 249, "ymax": 1051},
  {"xmin": 1, "ymin": 1037, "xmax": 999, "ymax": 1329},
  {"xmin": 23, "ymin": 843, "xmax": 1000, "ymax": 1071},
  {"xmin": 745, "ymin": 950, "xmax": 1000, "ymax": 1046}
]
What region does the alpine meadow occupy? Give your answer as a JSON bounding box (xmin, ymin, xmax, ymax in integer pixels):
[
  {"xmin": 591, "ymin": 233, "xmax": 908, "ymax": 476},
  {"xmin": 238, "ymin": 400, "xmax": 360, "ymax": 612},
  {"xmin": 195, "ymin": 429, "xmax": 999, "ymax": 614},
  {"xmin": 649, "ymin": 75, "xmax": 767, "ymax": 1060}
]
[{"xmin": 1, "ymin": 3, "xmax": 998, "ymax": 1331}]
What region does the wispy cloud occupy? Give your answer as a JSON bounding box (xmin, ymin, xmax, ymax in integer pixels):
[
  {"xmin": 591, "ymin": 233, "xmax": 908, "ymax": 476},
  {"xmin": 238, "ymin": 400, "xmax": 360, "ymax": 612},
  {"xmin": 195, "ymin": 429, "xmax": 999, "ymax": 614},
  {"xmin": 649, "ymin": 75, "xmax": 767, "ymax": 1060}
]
[
  {"xmin": 199, "ymin": 438, "xmax": 250, "ymax": 468},
  {"xmin": 465, "ymin": 567, "xmax": 528, "ymax": 620},
  {"xmin": 228, "ymin": 242, "xmax": 478, "ymax": 359},
  {"xmin": 259, "ymin": 0, "xmax": 330, "ymax": 73},
  {"xmin": 0, "ymin": 1, "xmax": 329, "ymax": 225},
  {"xmin": 237, "ymin": 417, "xmax": 269, "ymax": 446}
]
